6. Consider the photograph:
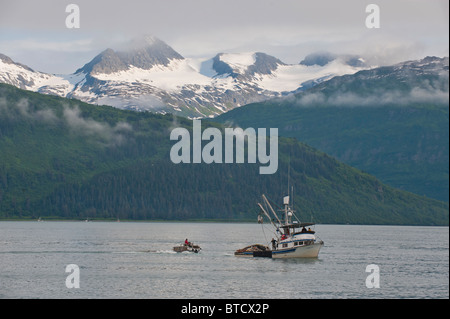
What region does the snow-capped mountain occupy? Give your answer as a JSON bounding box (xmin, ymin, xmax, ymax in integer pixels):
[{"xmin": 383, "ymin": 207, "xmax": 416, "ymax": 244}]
[
  {"xmin": 0, "ymin": 36, "xmax": 370, "ymax": 118},
  {"xmin": 301, "ymin": 55, "xmax": 449, "ymax": 100},
  {"xmin": 0, "ymin": 53, "xmax": 83, "ymax": 97}
]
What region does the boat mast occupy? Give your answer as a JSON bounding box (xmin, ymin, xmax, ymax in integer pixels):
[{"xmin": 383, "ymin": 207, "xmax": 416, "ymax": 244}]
[
  {"xmin": 261, "ymin": 195, "xmax": 282, "ymax": 225},
  {"xmin": 283, "ymin": 195, "xmax": 289, "ymax": 225},
  {"xmin": 284, "ymin": 159, "xmax": 292, "ymax": 226}
]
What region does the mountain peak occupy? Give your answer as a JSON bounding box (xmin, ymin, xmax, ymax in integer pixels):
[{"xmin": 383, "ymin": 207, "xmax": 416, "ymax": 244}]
[
  {"xmin": 212, "ymin": 51, "xmax": 285, "ymax": 78},
  {"xmin": 0, "ymin": 53, "xmax": 35, "ymax": 72},
  {"xmin": 75, "ymin": 48, "xmax": 126, "ymax": 75},
  {"xmin": 125, "ymin": 34, "xmax": 160, "ymax": 50},
  {"xmin": 76, "ymin": 36, "xmax": 184, "ymax": 75}
]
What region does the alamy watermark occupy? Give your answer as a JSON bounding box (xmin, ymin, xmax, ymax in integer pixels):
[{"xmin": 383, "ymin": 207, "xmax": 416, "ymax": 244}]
[
  {"xmin": 64, "ymin": 3, "xmax": 379, "ymax": 30},
  {"xmin": 365, "ymin": 4, "xmax": 380, "ymax": 29},
  {"xmin": 65, "ymin": 264, "xmax": 80, "ymax": 289},
  {"xmin": 170, "ymin": 120, "xmax": 278, "ymax": 175},
  {"xmin": 65, "ymin": 4, "xmax": 80, "ymax": 29},
  {"xmin": 365, "ymin": 264, "xmax": 380, "ymax": 288}
]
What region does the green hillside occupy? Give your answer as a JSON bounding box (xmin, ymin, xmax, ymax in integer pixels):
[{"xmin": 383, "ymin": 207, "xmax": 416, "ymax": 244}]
[
  {"xmin": 216, "ymin": 57, "xmax": 449, "ymax": 202},
  {"xmin": 217, "ymin": 103, "xmax": 449, "ymax": 202},
  {"xmin": 0, "ymin": 83, "xmax": 448, "ymax": 225}
]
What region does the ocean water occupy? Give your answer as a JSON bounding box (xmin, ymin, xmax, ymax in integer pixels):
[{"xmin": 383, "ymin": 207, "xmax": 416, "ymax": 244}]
[{"xmin": 0, "ymin": 221, "xmax": 448, "ymax": 299}]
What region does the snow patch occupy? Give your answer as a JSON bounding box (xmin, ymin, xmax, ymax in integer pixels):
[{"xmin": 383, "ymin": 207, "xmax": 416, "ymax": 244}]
[
  {"xmin": 93, "ymin": 59, "xmax": 213, "ymax": 92},
  {"xmin": 0, "ymin": 59, "xmax": 81, "ymax": 96},
  {"xmin": 219, "ymin": 52, "xmax": 256, "ymax": 72},
  {"xmin": 187, "ymin": 57, "xmax": 217, "ymax": 78},
  {"xmin": 258, "ymin": 60, "xmax": 364, "ymax": 92}
]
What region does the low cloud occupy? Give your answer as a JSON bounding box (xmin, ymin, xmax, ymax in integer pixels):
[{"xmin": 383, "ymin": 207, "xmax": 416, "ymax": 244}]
[
  {"xmin": 97, "ymin": 95, "xmax": 168, "ymax": 113},
  {"xmin": 62, "ymin": 105, "xmax": 132, "ymax": 145},
  {"xmin": 290, "ymin": 76, "xmax": 449, "ymax": 108},
  {"xmin": 1, "ymin": 97, "xmax": 132, "ymax": 146}
]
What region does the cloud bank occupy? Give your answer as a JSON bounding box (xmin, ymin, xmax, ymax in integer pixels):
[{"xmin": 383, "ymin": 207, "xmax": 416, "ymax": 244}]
[
  {"xmin": 0, "ymin": 97, "xmax": 132, "ymax": 146},
  {"xmin": 284, "ymin": 74, "xmax": 449, "ymax": 108},
  {"xmin": 0, "ymin": 0, "xmax": 448, "ymax": 73}
]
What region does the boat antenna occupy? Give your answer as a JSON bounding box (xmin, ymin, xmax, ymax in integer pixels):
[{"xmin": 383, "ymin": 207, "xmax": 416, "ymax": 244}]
[
  {"xmin": 291, "ymin": 185, "xmax": 294, "ymax": 211},
  {"xmin": 287, "ymin": 156, "xmax": 291, "ymax": 197}
]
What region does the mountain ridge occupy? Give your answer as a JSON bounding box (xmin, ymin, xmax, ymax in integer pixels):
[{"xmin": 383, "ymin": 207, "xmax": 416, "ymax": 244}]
[{"xmin": 0, "ymin": 36, "xmax": 370, "ymax": 117}]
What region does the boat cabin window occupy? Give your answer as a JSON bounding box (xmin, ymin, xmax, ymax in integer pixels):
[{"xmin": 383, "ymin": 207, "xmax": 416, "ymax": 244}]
[{"xmin": 282, "ymin": 243, "xmax": 288, "ymax": 248}]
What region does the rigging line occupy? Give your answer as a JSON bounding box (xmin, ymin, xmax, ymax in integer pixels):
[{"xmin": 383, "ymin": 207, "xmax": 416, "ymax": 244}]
[
  {"xmin": 264, "ymin": 222, "xmax": 278, "ymax": 237},
  {"xmin": 266, "ymin": 189, "xmax": 305, "ymax": 222},
  {"xmin": 264, "ymin": 194, "xmax": 278, "ymax": 208},
  {"xmin": 261, "ymin": 222, "xmax": 278, "ymax": 245},
  {"xmin": 265, "ymin": 194, "xmax": 284, "ymax": 212},
  {"xmin": 261, "ymin": 223, "xmax": 269, "ymax": 246}
]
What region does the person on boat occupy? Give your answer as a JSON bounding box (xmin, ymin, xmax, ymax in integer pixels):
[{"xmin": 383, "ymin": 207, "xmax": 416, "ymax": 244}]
[
  {"xmin": 271, "ymin": 238, "xmax": 277, "ymax": 250},
  {"xmin": 301, "ymin": 227, "xmax": 307, "ymax": 233},
  {"xmin": 281, "ymin": 234, "xmax": 287, "ymax": 240},
  {"xmin": 185, "ymin": 238, "xmax": 190, "ymax": 246}
]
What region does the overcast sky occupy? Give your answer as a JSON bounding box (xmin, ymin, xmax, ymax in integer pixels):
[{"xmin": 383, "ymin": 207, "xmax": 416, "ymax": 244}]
[{"xmin": 0, "ymin": 0, "xmax": 448, "ymax": 74}]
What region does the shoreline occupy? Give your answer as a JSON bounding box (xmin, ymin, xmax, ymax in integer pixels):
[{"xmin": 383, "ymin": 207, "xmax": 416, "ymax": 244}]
[{"xmin": 0, "ymin": 218, "xmax": 448, "ymax": 227}]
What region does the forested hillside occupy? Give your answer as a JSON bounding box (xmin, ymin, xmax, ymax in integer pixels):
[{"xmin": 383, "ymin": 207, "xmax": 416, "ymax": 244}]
[
  {"xmin": 217, "ymin": 57, "xmax": 449, "ymax": 202},
  {"xmin": 0, "ymin": 83, "xmax": 448, "ymax": 225}
]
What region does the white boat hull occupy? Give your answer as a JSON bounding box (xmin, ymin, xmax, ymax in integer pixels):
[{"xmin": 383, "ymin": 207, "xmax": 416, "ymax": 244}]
[{"xmin": 272, "ymin": 241, "xmax": 323, "ymax": 258}]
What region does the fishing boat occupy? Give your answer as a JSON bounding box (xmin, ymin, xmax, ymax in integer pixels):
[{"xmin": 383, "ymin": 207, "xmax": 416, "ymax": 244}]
[
  {"xmin": 235, "ymin": 193, "xmax": 324, "ymax": 258},
  {"xmin": 173, "ymin": 240, "xmax": 201, "ymax": 253}
]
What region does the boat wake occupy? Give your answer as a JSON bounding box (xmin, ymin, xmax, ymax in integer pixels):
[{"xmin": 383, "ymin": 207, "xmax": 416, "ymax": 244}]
[
  {"xmin": 156, "ymin": 249, "xmax": 178, "ymax": 254},
  {"xmin": 136, "ymin": 249, "xmax": 177, "ymax": 254}
]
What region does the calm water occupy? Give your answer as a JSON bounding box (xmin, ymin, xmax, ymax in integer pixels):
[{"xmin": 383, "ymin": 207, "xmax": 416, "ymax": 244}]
[{"xmin": 0, "ymin": 221, "xmax": 448, "ymax": 299}]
